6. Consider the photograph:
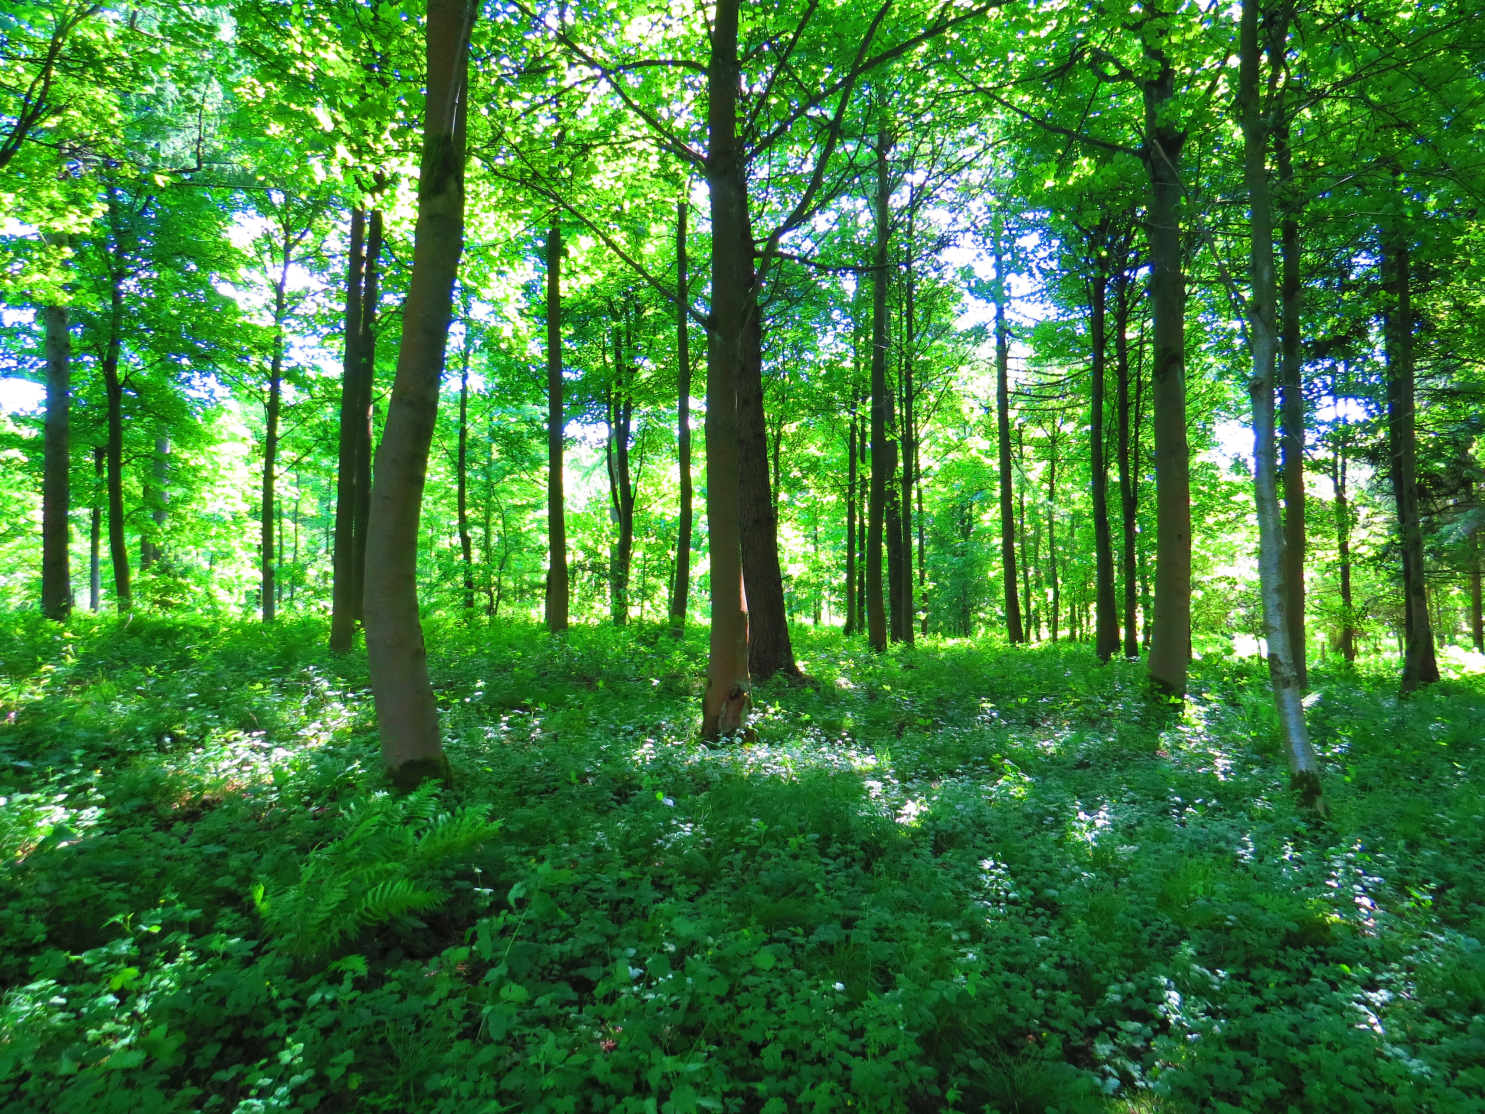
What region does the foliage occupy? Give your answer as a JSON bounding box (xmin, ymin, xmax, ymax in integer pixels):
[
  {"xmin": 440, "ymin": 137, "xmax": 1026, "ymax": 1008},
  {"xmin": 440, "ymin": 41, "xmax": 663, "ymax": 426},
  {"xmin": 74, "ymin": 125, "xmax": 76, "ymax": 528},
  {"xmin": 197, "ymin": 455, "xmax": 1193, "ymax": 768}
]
[{"xmin": 2, "ymin": 616, "xmax": 1484, "ymax": 1111}]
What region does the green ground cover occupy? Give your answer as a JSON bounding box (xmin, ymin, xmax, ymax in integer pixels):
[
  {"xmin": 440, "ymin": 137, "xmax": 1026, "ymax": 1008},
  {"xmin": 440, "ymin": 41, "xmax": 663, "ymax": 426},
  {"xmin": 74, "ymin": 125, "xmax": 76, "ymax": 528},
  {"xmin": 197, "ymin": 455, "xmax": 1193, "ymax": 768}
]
[{"xmin": 1, "ymin": 616, "xmax": 1483, "ymax": 1113}]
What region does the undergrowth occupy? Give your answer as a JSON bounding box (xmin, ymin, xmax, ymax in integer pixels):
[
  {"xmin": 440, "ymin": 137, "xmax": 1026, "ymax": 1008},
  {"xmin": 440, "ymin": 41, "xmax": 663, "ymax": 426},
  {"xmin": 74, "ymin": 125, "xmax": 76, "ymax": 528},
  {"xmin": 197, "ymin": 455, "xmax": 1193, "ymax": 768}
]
[{"xmin": 1, "ymin": 613, "xmax": 1483, "ymax": 1113}]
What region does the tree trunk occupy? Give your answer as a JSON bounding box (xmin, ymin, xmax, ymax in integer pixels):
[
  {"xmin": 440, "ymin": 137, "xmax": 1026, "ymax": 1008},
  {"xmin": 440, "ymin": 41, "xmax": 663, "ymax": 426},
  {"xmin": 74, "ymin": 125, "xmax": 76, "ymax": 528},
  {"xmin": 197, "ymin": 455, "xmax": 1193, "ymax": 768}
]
[
  {"xmin": 1275, "ymin": 121, "xmax": 1307, "ymax": 688},
  {"xmin": 701, "ymin": 0, "xmax": 751, "ymax": 738},
  {"xmin": 260, "ymin": 251, "xmax": 290, "ymax": 623},
  {"xmin": 1047, "ymin": 436, "xmax": 1059, "ymax": 641},
  {"xmin": 1472, "ymin": 551, "xmax": 1483, "ymax": 654},
  {"xmin": 142, "ymin": 435, "xmax": 168, "ymax": 570},
  {"xmin": 1381, "ymin": 230, "xmax": 1438, "ymax": 693},
  {"xmin": 1115, "ymin": 272, "xmax": 1139, "ymax": 657},
  {"xmin": 917, "ymin": 476, "xmax": 927, "ymax": 636},
  {"xmin": 1142, "ymin": 54, "xmax": 1192, "ymax": 699},
  {"xmin": 330, "ymin": 207, "xmax": 366, "ymax": 650},
  {"xmin": 89, "ymin": 447, "xmax": 102, "ymax": 612},
  {"xmin": 900, "ymin": 255, "xmax": 915, "ymax": 646},
  {"xmin": 605, "ymin": 326, "xmax": 636, "ymax": 626},
  {"xmin": 669, "ymin": 203, "xmax": 692, "ymax": 633},
  {"xmin": 866, "ymin": 130, "xmax": 892, "ymax": 652},
  {"xmin": 1089, "ymin": 266, "xmax": 1119, "ymax": 660},
  {"xmin": 544, "ymin": 225, "xmax": 569, "ymax": 632},
  {"xmin": 738, "ymin": 219, "xmax": 797, "ymax": 676},
  {"xmin": 845, "ymin": 399, "xmax": 858, "ymax": 635},
  {"xmin": 1334, "ymin": 440, "xmax": 1356, "ymax": 663},
  {"xmin": 857, "ymin": 410, "xmax": 867, "ymax": 630},
  {"xmin": 352, "ymin": 210, "xmax": 384, "ymax": 626},
  {"xmin": 457, "ymin": 325, "xmax": 474, "ymax": 611},
  {"xmin": 41, "ymin": 304, "xmax": 71, "ymax": 620},
  {"xmin": 1241, "ymin": 0, "xmax": 1320, "ymax": 805},
  {"xmin": 102, "ymin": 270, "xmax": 130, "ymax": 612},
  {"xmin": 886, "ymin": 441, "xmax": 903, "ymax": 641},
  {"xmin": 364, "ymin": 0, "xmax": 473, "ymax": 787},
  {"xmin": 993, "ymin": 223, "xmax": 1024, "ymax": 643}
]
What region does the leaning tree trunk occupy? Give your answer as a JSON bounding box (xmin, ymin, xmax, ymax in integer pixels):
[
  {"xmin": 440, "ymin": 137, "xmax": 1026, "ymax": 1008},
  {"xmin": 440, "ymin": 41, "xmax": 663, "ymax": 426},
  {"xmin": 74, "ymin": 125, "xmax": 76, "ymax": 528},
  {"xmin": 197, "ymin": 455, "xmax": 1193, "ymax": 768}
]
[
  {"xmin": 669, "ymin": 203, "xmax": 693, "ymax": 634},
  {"xmin": 1241, "ymin": 0, "xmax": 1320, "ymax": 806},
  {"xmin": 364, "ymin": 0, "xmax": 473, "ymax": 787},
  {"xmin": 101, "ymin": 271, "xmax": 130, "ymax": 612},
  {"xmin": 992, "ymin": 224, "xmax": 1024, "ymax": 644},
  {"xmin": 1142, "ymin": 55, "xmax": 1192, "ymax": 700},
  {"xmin": 701, "ymin": 0, "xmax": 751, "ymax": 738},
  {"xmin": 329, "ymin": 208, "xmax": 366, "ymax": 650},
  {"xmin": 260, "ymin": 258, "xmax": 289, "ymax": 623},
  {"xmin": 1089, "ymin": 266, "xmax": 1119, "ymax": 661},
  {"xmin": 866, "ymin": 130, "xmax": 892, "ymax": 652},
  {"xmin": 1381, "ymin": 229, "xmax": 1439, "ymax": 694},
  {"xmin": 1275, "ymin": 121, "xmax": 1307, "ymax": 688},
  {"xmin": 1115, "ymin": 271, "xmax": 1139, "ymax": 658},
  {"xmin": 41, "ymin": 304, "xmax": 71, "ymax": 620},
  {"xmin": 544, "ymin": 225, "xmax": 569, "ymax": 632}
]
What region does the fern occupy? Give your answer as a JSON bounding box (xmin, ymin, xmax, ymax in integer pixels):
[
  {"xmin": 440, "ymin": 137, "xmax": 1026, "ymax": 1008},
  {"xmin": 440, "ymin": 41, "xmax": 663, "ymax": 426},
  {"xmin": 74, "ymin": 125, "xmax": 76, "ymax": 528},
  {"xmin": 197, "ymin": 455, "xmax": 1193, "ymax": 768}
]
[{"xmin": 252, "ymin": 789, "xmax": 500, "ymax": 959}]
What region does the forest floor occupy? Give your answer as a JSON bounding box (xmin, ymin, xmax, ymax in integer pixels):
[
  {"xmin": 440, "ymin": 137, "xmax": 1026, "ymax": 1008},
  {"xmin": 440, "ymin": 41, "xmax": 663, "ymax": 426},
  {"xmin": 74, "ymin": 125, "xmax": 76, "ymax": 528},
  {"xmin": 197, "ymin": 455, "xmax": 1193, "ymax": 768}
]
[{"xmin": 1, "ymin": 615, "xmax": 1484, "ymax": 1114}]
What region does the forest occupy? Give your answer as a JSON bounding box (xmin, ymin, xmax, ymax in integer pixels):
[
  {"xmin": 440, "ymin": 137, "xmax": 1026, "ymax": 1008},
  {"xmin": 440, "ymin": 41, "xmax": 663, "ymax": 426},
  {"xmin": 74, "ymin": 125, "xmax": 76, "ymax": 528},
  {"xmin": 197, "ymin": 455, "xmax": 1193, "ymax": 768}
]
[{"xmin": 2, "ymin": 0, "xmax": 1485, "ymax": 1110}]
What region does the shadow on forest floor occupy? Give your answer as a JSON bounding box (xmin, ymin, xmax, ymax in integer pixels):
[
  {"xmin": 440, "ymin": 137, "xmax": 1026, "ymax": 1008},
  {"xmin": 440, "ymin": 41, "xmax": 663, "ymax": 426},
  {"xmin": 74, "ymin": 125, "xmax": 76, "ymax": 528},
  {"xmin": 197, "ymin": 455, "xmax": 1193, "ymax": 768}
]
[{"xmin": 2, "ymin": 613, "xmax": 1485, "ymax": 1113}]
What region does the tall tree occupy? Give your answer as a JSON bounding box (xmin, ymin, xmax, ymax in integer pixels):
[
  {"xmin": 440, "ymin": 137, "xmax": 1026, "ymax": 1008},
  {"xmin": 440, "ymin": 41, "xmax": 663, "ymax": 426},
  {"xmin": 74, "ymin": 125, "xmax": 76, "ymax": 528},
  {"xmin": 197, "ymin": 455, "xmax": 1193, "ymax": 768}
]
[
  {"xmin": 866, "ymin": 128, "xmax": 892, "ymax": 652},
  {"xmin": 41, "ymin": 301, "xmax": 70, "ymax": 620},
  {"xmin": 544, "ymin": 225, "xmax": 569, "ymax": 632},
  {"xmin": 668, "ymin": 202, "xmax": 693, "ymax": 634},
  {"xmin": 329, "ymin": 207, "xmax": 367, "ymax": 649},
  {"xmin": 1088, "ymin": 255, "xmax": 1118, "ymax": 660},
  {"xmin": 363, "ymin": 0, "xmax": 475, "ymax": 787},
  {"xmin": 992, "ymin": 221, "xmax": 1023, "ymax": 644}
]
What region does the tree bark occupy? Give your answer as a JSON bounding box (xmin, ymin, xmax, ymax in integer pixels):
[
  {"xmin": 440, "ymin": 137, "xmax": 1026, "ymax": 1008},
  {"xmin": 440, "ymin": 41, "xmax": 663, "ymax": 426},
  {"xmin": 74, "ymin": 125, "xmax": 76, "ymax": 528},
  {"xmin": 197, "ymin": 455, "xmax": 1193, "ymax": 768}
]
[
  {"xmin": 605, "ymin": 323, "xmax": 635, "ymax": 626},
  {"xmin": 101, "ymin": 266, "xmax": 129, "ymax": 612},
  {"xmin": 544, "ymin": 225, "xmax": 569, "ymax": 632},
  {"xmin": 1047, "ymin": 432, "xmax": 1059, "ymax": 641},
  {"xmin": 1115, "ymin": 272, "xmax": 1139, "ymax": 657},
  {"xmin": 1333, "ymin": 438, "xmax": 1356, "ymax": 663},
  {"xmin": 260, "ymin": 247, "xmax": 290, "ymax": 623},
  {"xmin": 364, "ymin": 0, "xmax": 473, "ymax": 787},
  {"xmin": 41, "ymin": 304, "xmax": 71, "ymax": 620},
  {"xmin": 701, "ymin": 0, "xmax": 751, "ymax": 738},
  {"xmin": 89, "ymin": 447, "xmax": 102, "ymax": 612},
  {"xmin": 669, "ymin": 203, "xmax": 693, "ymax": 633},
  {"xmin": 886, "ymin": 441, "xmax": 903, "ymax": 641},
  {"xmin": 992, "ymin": 223, "xmax": 1024, "ymax": 643},
  {"xmin": 141, "ymin": 434, "xmax": 167, "ymax": 570},
  {"xmin": 866, "ymin": 129, "xmax": 892, "ymax": 652},
  {"xmin": 738, "ymin": 217, "xmax": 798, "ymax": 676},
  {"xmin": 457, "ymin": 321, "xmax": 474, "ymax": 611},
  {"xmin": 1275, "ymin": 120, "xmax": 1307, "ymax": 687},
  {"xmin": 1381, "ymin": 229, "xmax": 1439, "ymax": 693},
  {"xmin": 845, "ymin": 399, "xmax": 858, "ymax": 636},
  {"xmin": 330, "ymin": 207, "xmax": 366, "ymax": 650},
  {"xmin": 1472, "ymin": 552, "xmax": 1483, "ymax": 654},
  {"xmin": 1089, "ymin": 265, "xmax": 1119, "ymax": 660},
  {"xmin": 1241, "ymin": 0, "xmax": 1320, "ymax": 805},
  {"xmin": 351, "ymin": 209, "xmax": 383, "ymax": 625},
  {"xmin": 900, "ymin": 252, "xmax": 915, "ymax": 646},
  {"xmin": 1142, "ymin": 50, "xmax": 1192, "ymax": 699}
]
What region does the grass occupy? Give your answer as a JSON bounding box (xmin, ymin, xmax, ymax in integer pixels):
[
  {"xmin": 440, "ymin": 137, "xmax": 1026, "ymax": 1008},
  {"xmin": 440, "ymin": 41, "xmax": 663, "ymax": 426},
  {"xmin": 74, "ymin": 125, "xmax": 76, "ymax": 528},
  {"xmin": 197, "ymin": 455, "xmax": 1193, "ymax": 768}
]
[{"xmin": 1, "ymin": 613, "xmax": 1483, "ymax": 1113}]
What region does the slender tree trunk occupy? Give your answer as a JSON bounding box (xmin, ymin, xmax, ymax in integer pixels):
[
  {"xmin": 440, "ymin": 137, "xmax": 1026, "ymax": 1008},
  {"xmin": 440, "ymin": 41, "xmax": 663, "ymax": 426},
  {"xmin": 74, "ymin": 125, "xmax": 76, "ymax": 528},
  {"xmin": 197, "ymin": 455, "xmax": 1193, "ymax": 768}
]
[
  {"xmin": 1047, "ymin": 438, "xmax": 1059, "ymax": 641},
  {"xmin": 701, "ymin": 0, "xmax": 752, "ymax": 737},
  {"xmin": 330, "ymin": 208, "xmax": 366, "ymax": 650},
  {"xmin": 993, "ymin": 224, "xmax": 1024, "ymax": 643},
  {"xmin": 1142, "ymin": 53, "xmax": 1192, "ymax": 699},
  {"xmin": 351, "ymin": 210, "xmax": 383, "ymax": 626},
  {"xmin": 917, "ymin": 478, "xmax": 927, "ymax": 636},
  {"xmin": 261, "ymin": 251, "xmax": 290, "ymax": 623},
  {"xmin": 738, "ymin": 219, "xmax": 798, "ymax": 676},
  {"xmin": 41, "ymin": 304, "xmax": 71, "ymax": 620},
  {"xmin": 1241, "ymin": 0, "xmax": 1320, "ymax": 805},
  {"xmin": 845, "ymin": 399, "xmax": 858, "ymax": 635},
  {"xmin": 145, "ymin": 435, "xmax": 168, "ymax": 569},
  {"xmin": 901, "ymin": 255, "xmax": 915, "ymax": 646},
  {"xmin": 1089, "ymin": 266, "xmax": 1119, "ymax": 660},
  {"xmin": 457, "ymin": 329, "xmax": 474, "ymax": 611},
  {"xmin": 857, "ymin": 411, "xmax": 867, "ymax": 630},
  {"xmin": 544, "ymin": 226, "xmax": 569, "ymax": 632},
  {"xmin": 102, "ymin": 270, "xmax": 130, "ymax": 612},
  {"xmin": 89, "ymin": 447, "xmax": 102, "ymax": 612},
  {"xmin": 1334, "ymin": 440, "xmax": 1356, "ymax": 663},
  {"xmin": 1381, "ymin": 230, "xmax": 1438, "ymax": 693},
  {"xmin": 1472, "ymin": 553, "xmax": 1483, "ymax": 654},
  {"xmin": 1275, "ymin": 121, "xmax": 1307, "ymax": 687},
  {"xmin": 866, "ymin": 130, "xmax": 892, "ymax": 652},
  {"xmin": 670, "ymin": 203, "xmax": 693, "ymax": 633},
  {"xmin": 1115, "ymin": 273, "xmax": 1139, "ymax": 657},
  {"xmin": 1019, "ymin": 428, "xmax": 1032, "ymax": 639},
  {"xmin": 886, "ymin": 441, "xmax": 903, "ymax": 641},
  {"xmin": 605, "ymin": 332, "xmax": 636, "ymax": 626},
  {"xmin": 364, "ymin": 0, "xmax": 473, "ymax": 786}
]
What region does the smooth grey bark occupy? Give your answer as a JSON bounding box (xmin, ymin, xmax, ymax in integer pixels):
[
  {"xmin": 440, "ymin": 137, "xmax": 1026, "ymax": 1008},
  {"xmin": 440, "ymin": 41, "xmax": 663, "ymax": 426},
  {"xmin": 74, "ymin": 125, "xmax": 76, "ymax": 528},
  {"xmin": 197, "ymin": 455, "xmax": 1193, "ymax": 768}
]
[
  {"xmin": 544, "ymin": 226, "xmax": 569, "ymax": 632},
  {"xmin": 364, "ymin": 0, "xmax": 474, "ymax": 787},
  {"xmin": 1241, "ymin": 0, "xmax": 1320, "ymax": 805},
  {"xmin": 41, "ymin": 304, "xmax": 70, "ymax": 620}
]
